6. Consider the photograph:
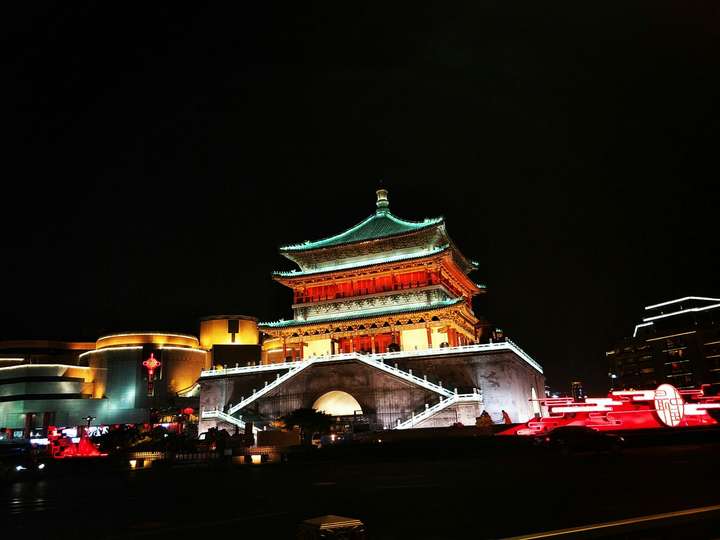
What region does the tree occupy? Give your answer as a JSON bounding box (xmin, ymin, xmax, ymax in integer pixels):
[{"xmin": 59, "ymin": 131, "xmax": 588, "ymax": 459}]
[{"xmin": 280, "ymin": 408, "xmax": 333, "ymax": 444}]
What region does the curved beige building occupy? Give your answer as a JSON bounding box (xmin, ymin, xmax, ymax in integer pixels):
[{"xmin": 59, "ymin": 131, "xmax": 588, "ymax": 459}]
[{"xmin": 199, "ymin": 315, "xmax": 259, "ymax": 349}]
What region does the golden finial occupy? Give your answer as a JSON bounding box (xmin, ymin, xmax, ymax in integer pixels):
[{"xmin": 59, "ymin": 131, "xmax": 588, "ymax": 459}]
[{"xmin": 376, "ymin": 185, "xmax": 389, "ymax": 213}]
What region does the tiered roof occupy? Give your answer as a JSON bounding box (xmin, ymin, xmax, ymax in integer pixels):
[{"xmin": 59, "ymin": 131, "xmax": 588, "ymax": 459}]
[
  {"xmin": 277, "ymin": 189, "xmax": 478, "ymax": 275},
  {"xmin": 273, "ymin": 244, "xmax": 452, "ymax": 278},
  {"xmin": 262, "ymin": 297, "xmax": 465, "ymax": 328},
  {"xmin": 280, "ymin": 211, "xmax": 443, "ymax": 252},
  {"xmin": 261, "ymin": 189, "xmax": 482, "ymax": 336}
]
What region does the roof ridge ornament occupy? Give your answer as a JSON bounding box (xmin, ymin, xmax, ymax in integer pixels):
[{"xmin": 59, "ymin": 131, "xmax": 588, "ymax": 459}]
[{"xmin": 376, "ymin": 187, "xmax": 389, "ymax": 214}]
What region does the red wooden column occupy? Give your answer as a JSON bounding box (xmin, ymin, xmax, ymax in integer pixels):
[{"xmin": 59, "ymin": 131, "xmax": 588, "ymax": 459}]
[
  {"xmin": 350, "ymin": 334, "xmax": 355, "ymax": 352},
  {"xmin": 282, "ymin": 337, "xmax": 287, "ymax": 360},
  {"xmin": 426, "ymin": 326, "xmax": 433, "ymax": 348},
  {"xmin": 299, "ymin": 340, "xmax": 304, "ymax": 359},
  {"xmin": 371, "ymin": 335, "xmax": 376, "ymax": 354}
]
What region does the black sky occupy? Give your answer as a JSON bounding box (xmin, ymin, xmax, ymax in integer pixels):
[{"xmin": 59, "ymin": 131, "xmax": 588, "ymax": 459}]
[{"xmin": 3, "ymin": 3, "xmax": 719, "ymax": 393}]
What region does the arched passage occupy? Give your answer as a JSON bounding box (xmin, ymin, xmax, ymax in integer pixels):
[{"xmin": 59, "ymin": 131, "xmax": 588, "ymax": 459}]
[{"xmin": 312, "ymin": 390, "xmax": 363, "ymax": 416}]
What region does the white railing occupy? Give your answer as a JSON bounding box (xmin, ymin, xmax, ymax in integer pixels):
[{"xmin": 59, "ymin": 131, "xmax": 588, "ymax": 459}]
[
  {"xmin": 220, "ymin": 354, "xmax": 452, "ymax": 416},
  {"xmin": 227, "ymin": 361, "xmax": 314, "ymax": 415},
  {"xmin": 354, "ymin": 354, "xmax": 453, "ymax": 397},
  {"xmin": 200, "ymin": 409, "xmax": 260, "ymax": 434},
  {"xmin": 394, "ymin": 390, "xmax": 483, "ymax": 430},
  {"xmin": 199, "ymin": 340, "xmax": 543, "ymax": 378}
]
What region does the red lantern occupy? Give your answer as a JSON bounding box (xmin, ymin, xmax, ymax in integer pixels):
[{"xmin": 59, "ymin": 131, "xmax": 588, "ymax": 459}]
[
  {"xmin": 143, "ymin": 353, "xmax": 161, "ymax": 377},
  {"xmin": 142, "ymin": 353, "xmax": 162, "ymax": 396},
  {"xmin": 182, "ymin": 407, "xmax": 194, "ymax": 415}
]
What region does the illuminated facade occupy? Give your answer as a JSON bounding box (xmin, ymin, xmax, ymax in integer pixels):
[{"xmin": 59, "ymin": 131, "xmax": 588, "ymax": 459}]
[
  {"xmin": 607, "ymin": 297, "xmax": 720, "ymax": 390},
  {"xmin": 199, "ymin": 190, "xmax": 545, "ymax": 432},
  {"xmin": 0, "ymin": 314, "xmax": 270, "ymax": 439},
  {"xmin": 0, "ymin": 190, "xmax": 546, "ymax": 437},
  {"xmin": 502, "ymin": 383, "xmax": 720, "ymax": 436},
  {"xmin": 260, "ymin": 189, "xmax": 483, "ymax": 362},
  {"xmin": 0, "ymin": 333, "xmax": 208, "ymax": 438}
]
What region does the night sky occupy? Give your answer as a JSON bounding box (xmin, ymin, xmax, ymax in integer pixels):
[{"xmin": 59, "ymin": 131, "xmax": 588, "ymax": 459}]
[{"xmin": 4, "ymin": 3, "xmax": 720, "ymax": 393}]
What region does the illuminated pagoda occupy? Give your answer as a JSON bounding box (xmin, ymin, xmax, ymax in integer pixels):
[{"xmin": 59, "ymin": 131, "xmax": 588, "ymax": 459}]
[
  {"xmin": 198, "ymin": 189, "xmax": 544, "ymax": 432},
  {"xmin": 260, "ymin": 188, "xmax": 484, "ymax": 361}
]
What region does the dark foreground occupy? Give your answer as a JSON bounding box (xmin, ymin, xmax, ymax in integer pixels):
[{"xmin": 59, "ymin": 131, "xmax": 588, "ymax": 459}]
[{"xmin": 5, "ymin": 432, "xmax": 720, "ymax": 539}]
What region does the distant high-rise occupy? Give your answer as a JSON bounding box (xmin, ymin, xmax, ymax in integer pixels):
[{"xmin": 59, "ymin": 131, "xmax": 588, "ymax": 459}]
[{"xmin": 607, "ymin": 296, "xmax": 720, "ymax": 390}]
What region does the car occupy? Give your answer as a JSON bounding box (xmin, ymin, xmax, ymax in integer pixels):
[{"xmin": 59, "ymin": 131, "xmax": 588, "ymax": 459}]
[
  {"xmin": 539, "ymin": 426, "xmax": 624, "ymax": 455},
  {"xmin": 0, "ymin": 441, "xmax": 47, "ymax": 481}
]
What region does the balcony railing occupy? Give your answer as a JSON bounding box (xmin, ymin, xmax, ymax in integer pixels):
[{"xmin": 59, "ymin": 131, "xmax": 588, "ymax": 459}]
[
  {"xmin": 394, "ymin": 390, "xmax": 483, "ymax": 430},
  {"xmin": 200, "ymin": 340, "xmax": 542, "ymax": 378}
]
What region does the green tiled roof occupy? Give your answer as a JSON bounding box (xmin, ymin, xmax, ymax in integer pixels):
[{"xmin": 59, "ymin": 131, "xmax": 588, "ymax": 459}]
[
  {"xmin": 273, "ymin": 244, "xmax": 451, "ymax": 278},
  {"xmin": 259, "ymin": 297, "xmax": 464, "ymax": 328},
  {"xmin": 280, "ymin": 210, "xmax": 444, "ymax": 252}
]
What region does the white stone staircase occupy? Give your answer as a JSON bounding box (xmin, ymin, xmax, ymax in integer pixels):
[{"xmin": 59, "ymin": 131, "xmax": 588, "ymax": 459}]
[
  {"xmin": 227, "ymin": 361, "xmax": 315, "ymax": 415},
  {"xmin": 221, "ymin": 353, "xmax": 452, "ymax": 417},
  {"xmin": 354, "ymin": 354, "xmax": 454, "ymax": 398},
  {"xmin": 202, "ymin": 352, "xmax": 483, "ymax": 431},
  {"xmin": 394, "ymin": 390, "xmax": 483, "ymax": 430},
  {"xmin": 200, "ymin": 409, "xmax": 261, "ymax": 434}
]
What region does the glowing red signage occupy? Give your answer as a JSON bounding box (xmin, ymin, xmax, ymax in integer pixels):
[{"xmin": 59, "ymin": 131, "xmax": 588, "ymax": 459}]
[
  {"xmin": 143, "ymin": 353, "xmax": 161, "ymax": 377},
  {"xmin": 501, "ymin": 383, "xmax": 719, "ymax": 437},
  {"xmin": 654, "ymin": 383, "xmax": 684, "ymax": 427},
  {"xmin": 143, "ymin": 353, "xmax": 162, "ymax": 397},
  {"xmin": 47, "ymin": 425, "xmax": 106, "ymax": 459}
]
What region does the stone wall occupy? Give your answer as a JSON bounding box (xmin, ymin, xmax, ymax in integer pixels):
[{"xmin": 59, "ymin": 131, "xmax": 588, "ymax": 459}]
[
  {"xmin": 200, "ymin": 362, "xmax": 440, "ymax": 429},
  {"xmin": 198, "ymin": 348, "xmax": 544, "ymax": 430},
  {"xmin": 396, "ymin": 351, "xmax": 545, "ymax": 424}
]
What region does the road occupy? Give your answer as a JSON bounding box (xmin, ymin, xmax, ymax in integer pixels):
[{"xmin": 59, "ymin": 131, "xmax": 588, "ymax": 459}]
[{"xmin": 4, "ymin": 440, "xmax": 720, "ymax": 539}]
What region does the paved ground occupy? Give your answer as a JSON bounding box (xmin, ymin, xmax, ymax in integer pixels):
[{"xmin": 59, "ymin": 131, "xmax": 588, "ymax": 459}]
[{"xmin": 4, "ymin": 437, "xmax": 720, "ymax": 539}]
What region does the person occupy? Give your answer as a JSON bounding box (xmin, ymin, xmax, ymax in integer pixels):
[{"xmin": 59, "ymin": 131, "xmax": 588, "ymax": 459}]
[
  {"xmin": 476, "ymin": 410, "xmax": 493, "ymax": 427},
  {"xmin": 501, "ymin": 410, "xmax": 512, "ymax": 424}
]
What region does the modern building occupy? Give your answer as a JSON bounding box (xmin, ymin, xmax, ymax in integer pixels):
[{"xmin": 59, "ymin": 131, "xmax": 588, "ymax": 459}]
[
  {"xmin": 607, "ymin": 296, "xmax": 720, "ymax": 390},
  {"xmin": 0, "ymin": 314, "xmax": 272, "ymax": 439},
  {"xmin": 0, "ymin": 333, "xmax": 208, "ymax": 438},
  {"xmin": 200, "ymin": 315, "xmax": 261, "ymax": 367},
  {"xmin": 199, "ymin": 189, "xmax": 544, "ymax": 432}
]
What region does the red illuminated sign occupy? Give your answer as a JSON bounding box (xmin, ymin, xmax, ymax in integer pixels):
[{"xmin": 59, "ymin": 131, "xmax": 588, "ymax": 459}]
[
  {"xmin": 654, "ymin": 383, "xmax": 684, "ymax": 427},
  {"xmin": 501, "ymin": 383, "xmax": 720, "ymax": 437},
  {"xmin": 143, "ymin": 353, "xmax": 162, "ymax": 396},
  {"xmin": 143, "ymin": 353, "xmax": 161, "ymax": 377}
]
